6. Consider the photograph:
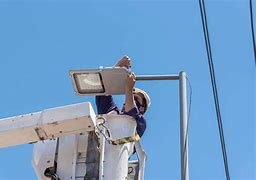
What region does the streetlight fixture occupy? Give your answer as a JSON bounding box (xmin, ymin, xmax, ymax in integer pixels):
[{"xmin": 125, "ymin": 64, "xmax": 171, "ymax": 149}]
[
  {"xmin": 70, "ymin": 67, "xmax": 130, "ymax": 96},
  {"xmin": 69, "ymin": 67, "xmax": 190, "ymax": 180}
]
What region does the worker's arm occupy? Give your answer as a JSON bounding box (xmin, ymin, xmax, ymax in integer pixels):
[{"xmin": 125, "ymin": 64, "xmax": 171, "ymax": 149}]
[
  {"xmin": 124, "ymin": 73, "xmax": 136, "ymax": 112},
  {"xmin": 124, "ymin": 107, "xmax": 146, "ymax": 137},
  {"xmin": 123, "ymin": 73, "xmax": 146, "ymax": 137},
  {"xmin": 95, "ymin": 96, "xmax": 118, "ymax": 114},
  {"xmin": 95, "ymin": 55, "xmax": 131, "ymax": 114}
]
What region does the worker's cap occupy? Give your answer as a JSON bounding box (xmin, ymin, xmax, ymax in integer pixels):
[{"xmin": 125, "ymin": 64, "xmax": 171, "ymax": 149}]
[{"xmin": 133, "ymin": 88, "xmax": 151, "ymax": 111}]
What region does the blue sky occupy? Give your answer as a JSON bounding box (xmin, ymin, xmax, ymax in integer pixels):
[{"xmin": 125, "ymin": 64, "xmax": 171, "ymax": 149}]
[{"xmin": 0, "ymin": 0, "xmax": 255, "ymax": 180}]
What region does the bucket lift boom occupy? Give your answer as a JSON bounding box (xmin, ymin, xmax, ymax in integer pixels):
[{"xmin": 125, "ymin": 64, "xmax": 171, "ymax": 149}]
[{"xmin": 0, "ymin": 102, "xmax": 146, "ymax": 180}]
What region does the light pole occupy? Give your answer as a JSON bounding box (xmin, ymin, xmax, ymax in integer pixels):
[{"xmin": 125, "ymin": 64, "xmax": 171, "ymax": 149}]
[{"xmin": 136, "ymin": 72, "xmax": 189, "ymax": 180}]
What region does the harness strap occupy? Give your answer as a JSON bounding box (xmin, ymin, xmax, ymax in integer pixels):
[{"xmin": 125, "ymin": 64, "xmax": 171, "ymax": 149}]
[{"xmin": 111, "ymin": 133, "xmax": 140, "ymax": 145}]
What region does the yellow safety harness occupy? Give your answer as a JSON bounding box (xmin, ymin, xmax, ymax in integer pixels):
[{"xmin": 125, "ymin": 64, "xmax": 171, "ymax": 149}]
[{"xmin": 110, "ymin": 133, "xmax": 140, "ymax": 145}]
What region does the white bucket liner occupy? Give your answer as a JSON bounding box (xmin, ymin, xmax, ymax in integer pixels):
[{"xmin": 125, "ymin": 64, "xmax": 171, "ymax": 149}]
[{"xmin": 102, "ymin": 114, "xmax": 137, "ymax": 180}]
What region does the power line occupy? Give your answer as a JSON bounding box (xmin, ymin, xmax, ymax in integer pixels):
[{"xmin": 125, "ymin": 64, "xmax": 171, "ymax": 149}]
[
  {"xmin": 198, "ymin": 1, "xmax": 231, "ymax": 180},
  {"xmin": 249, "ymin": 0, "xmax": 256, "ymax": 66}
]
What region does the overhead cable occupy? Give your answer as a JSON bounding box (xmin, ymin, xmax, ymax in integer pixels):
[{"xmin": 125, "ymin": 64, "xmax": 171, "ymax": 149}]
[
  {"xmin": 198, "ymin": 1, "xmax": 231, "ymax": 180},
  {"xmin": 249, "ymin": 0, "xmax": 256, "ymax": 66}
]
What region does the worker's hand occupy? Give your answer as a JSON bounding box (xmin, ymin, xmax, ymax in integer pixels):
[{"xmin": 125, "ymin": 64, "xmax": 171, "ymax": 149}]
[
  {"xmin": 115, "ymin": 55, "xmax": 131, "ymax": 69},
  {"xmin": 125, "ymin": 73, "xmax": 136, "ymax": 92}
]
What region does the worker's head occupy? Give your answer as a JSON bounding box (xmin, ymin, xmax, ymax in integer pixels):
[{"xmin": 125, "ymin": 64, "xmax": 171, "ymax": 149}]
[{"xmin": 133, "ymin": 88, "xmax": 151, "ymax": 114}]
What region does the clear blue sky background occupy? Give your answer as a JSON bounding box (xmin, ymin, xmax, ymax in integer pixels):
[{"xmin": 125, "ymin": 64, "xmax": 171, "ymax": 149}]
[{"xmin": 0, "ymin": 0, "xmax": 255, "ymax": 180}]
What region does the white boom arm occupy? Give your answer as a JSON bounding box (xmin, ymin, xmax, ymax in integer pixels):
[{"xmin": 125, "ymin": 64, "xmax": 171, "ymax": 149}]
[{"xmin": 0, "ymin": 102, "xmax": 96, "ymax": 148}]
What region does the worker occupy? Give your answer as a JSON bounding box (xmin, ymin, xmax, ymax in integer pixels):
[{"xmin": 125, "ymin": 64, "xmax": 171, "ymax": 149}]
[{"xmin": 95, "ymin": 56, "xmax": 150, "ymax": 137}]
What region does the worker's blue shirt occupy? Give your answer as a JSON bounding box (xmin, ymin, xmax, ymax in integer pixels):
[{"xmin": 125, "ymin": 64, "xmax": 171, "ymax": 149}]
[{"xmin": 95, "ymin": 95, "xmax": 146, "ymax": 137}]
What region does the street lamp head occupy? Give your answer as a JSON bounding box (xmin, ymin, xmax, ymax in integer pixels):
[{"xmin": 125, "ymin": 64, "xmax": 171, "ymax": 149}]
[
  {"xmin": 70, "ymin": 67, "xmax": 130, "ymax": 96},
  {"xmin": 73, "ymin": 72, "xmax": 105, "ymax": 94}
]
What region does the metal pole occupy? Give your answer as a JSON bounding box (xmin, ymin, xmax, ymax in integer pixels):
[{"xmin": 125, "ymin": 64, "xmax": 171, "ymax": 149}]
[
  {"xmin": 179, "ymin": 71, "xmax": 189, "ymax": 180},
  {"xmin": 136, "ymin": 73, "xmax": 190, "ymax": 180},
  {"xmin": 136, "ymin": 74, "xmax": 179, "ymax": 81}
]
